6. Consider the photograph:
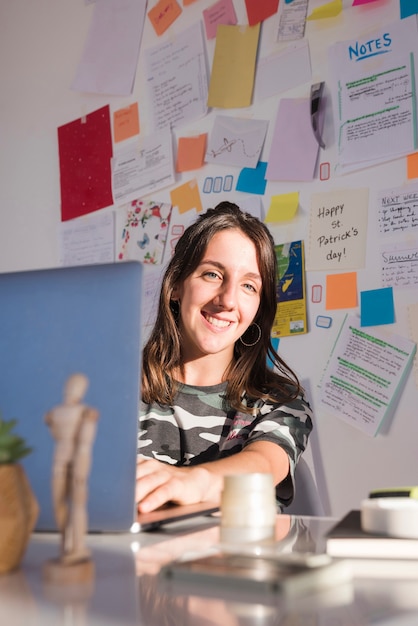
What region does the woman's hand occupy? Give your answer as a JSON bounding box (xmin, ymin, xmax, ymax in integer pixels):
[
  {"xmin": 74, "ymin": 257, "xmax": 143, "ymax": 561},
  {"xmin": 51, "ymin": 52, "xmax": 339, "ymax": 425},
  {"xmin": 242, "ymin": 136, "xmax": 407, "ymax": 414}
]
[{"xmin": 136, "ymin": 458, "xmax": 221, "ymax": 513}]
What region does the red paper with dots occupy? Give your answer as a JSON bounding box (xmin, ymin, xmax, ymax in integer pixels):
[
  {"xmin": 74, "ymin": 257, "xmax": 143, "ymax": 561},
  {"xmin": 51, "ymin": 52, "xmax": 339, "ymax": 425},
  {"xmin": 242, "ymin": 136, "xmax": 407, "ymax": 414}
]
[{"xmin": 58, "ymin": 105, "xmax": 113, "ymax": 221}]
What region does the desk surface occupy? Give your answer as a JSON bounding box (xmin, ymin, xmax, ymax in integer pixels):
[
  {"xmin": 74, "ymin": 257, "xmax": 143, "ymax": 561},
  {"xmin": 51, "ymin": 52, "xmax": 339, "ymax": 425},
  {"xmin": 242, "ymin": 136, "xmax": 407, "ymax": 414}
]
[{"xmin": 1, "ymin": 514, "xmax": 418, "ymax": 626}]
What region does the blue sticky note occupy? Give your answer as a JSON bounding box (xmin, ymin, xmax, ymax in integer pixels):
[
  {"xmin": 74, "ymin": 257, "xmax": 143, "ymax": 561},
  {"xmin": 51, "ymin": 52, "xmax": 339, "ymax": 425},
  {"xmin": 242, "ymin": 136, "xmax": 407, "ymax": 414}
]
[
  {"xmin": 360, "ymin": 287, "xmax": 395, "ymax": 327},
  {"xmin": 267, "ymin": 337, "xmax": 280, "ymax": 369},
  {"xmin": 400, "ymin": 0, "xmax": 417, "ymax": 19},
  {"xmin": 236, "ymin": 161, "xmax": 267, "ymax": 195}
]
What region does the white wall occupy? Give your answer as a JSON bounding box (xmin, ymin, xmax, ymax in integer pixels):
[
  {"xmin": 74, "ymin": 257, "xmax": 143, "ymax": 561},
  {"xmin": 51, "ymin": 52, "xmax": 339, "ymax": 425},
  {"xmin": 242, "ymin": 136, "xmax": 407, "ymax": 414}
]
[{"xmin": 1, "ymin": 0, "xmax": 416, "ymax": 517}]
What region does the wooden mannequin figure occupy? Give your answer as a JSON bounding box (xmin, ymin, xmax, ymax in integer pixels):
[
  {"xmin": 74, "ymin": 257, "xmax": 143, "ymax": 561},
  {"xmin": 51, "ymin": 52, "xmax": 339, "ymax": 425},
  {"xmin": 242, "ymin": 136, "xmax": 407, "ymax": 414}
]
[{"xmin": 43, "ymin": 373, "xmax": 99, "ymax": 584}]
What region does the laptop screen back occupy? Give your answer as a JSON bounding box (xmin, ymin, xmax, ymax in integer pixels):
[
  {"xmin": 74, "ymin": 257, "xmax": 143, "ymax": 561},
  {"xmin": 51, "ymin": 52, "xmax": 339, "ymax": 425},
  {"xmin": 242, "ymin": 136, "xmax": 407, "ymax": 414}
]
[{"xmin": 0, "ymin": 261, "xmax": 142, "ymax": 532}]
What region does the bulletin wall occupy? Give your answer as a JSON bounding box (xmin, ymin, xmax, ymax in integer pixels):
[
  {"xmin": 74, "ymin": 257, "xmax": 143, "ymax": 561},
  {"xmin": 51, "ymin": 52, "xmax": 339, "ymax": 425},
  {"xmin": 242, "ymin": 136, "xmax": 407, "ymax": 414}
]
[{"xmin": 1, "ymin": 0, "xmax": 417, "ymax": 517}]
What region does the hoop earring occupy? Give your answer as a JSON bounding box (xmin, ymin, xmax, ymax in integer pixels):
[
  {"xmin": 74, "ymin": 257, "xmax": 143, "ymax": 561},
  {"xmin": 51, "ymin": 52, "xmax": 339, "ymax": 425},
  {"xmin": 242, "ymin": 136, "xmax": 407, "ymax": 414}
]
[
  {"xmin": 170, "ymin": 299, "xmax": 180, "ymax": 320},
  {"xmin": 239, "ymin": 323, "xmax": 261, "ymax": 347}
]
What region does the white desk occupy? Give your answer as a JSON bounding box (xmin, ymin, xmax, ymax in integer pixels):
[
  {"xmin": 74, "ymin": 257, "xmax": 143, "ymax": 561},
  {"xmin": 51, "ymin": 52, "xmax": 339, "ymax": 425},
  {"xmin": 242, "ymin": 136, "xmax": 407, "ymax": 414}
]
[{"xmin": 1, "ymin": 515, "xmax": 418, "ymax": 626}]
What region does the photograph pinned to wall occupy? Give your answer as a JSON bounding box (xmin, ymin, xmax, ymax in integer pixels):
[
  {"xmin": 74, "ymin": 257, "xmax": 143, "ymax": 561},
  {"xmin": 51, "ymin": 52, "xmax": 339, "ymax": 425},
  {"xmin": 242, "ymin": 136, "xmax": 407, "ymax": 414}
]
[{"xmin": 116, "ymin": 199, "xmax": 172, "ymax": 264}]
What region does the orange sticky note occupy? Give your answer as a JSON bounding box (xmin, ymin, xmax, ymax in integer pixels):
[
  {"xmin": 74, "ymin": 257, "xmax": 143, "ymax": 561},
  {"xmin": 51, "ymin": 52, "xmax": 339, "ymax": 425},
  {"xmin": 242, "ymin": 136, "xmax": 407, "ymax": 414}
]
[
  {"xmin": 326, "ymin": 272, "xmax": 357, "ymax": 310},
  {"xmin": 170, "ymin": 179, "xmax": 203, "ymax": 214},
  {"xmin": 113, "ymin": 103, "xmax": 140, "ymax": 143},
  {"xmin": 176, "ymin": 134, "xmax": 207, "ymax": 172},
  {"xmin": 407, "ymin": 152, "xmax": 418, "ymax": 179},
  {"xmin": 148, "ymin": 0, "xmax": 182, "ymax": 36}
]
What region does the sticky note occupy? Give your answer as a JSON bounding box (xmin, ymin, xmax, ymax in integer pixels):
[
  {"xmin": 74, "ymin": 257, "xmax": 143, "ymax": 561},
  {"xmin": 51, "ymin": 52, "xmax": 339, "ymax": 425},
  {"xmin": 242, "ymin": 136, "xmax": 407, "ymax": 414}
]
[
  {"xmin": 170, "ymin": 179, "xmax": 202, "ymax": 214},
  {"xmin": 236, "ymin": 161, "xmax": 267, "ymax": 195},
  {"xmin": 307, "ymin": 0, "xmax": 342, "ymax": 20},
  {"xmin": 360, "ymin": 287, "xmax": 395, "ymax": 327},
  {"xmin": 113, "ymin": 103, "xmax": 139, "ymax": 143},
  {"xmin": 325, "ymin": 272, "xmax": 357, "ymax": 310},
  {"xmin": 407, "ymin": 153, "xmax": 418, "ymax": 179},
  {"xmin": 265, "ymin": 193, "xmax": 299, "ymax": 222},
  {"xmin": 176, "ymin": 134, "xmax": 207, "ymax": 172},
  {"xmin": 148, "ymin": 0, "xmax": 182, "ymax": 36}
]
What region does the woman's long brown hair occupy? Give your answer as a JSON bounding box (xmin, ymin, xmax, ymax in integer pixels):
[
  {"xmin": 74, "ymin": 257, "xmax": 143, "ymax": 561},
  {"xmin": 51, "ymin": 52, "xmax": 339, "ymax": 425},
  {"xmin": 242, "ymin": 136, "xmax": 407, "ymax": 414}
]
[{"xmin": 142, "ymin": 202, "xmax": 302, "ymax": 412}]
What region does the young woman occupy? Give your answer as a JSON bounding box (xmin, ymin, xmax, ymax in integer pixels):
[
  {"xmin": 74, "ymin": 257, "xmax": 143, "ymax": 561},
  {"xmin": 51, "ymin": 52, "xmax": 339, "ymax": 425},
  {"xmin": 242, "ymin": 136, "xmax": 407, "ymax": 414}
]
[{"xmin": 136, "ymin": 202, "xmax": 313, "ymax": 513}]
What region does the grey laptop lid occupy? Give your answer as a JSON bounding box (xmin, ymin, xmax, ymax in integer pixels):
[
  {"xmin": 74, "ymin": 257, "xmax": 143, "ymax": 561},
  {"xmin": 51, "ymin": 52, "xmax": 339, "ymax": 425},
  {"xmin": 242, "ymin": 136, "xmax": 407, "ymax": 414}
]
[{"xmin": 0, "ymin": 261, "xmax": 142, "ymax": 532}]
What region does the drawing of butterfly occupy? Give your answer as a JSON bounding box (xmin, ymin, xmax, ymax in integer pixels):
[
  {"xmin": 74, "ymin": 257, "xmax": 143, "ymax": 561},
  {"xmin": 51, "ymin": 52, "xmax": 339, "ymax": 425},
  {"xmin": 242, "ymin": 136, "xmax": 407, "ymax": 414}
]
[{"xmin": 137, "ymin": 233, "xmax": 150, "ymax": 249}]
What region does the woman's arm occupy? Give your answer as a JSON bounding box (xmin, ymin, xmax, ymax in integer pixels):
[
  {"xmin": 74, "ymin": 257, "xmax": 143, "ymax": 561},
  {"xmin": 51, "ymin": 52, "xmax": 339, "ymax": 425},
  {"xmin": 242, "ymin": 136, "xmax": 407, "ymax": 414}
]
[{"xmin": 136, "ymin": 440, "xmax": 289, "ymax": 513}]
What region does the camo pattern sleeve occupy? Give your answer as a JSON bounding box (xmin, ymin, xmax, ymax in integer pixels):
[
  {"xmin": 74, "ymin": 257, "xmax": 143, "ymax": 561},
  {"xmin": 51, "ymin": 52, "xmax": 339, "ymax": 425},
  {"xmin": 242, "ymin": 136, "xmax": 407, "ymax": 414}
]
[{"xmin": 138, "ymin": 382, "xmax": 313, "ymax": 507}]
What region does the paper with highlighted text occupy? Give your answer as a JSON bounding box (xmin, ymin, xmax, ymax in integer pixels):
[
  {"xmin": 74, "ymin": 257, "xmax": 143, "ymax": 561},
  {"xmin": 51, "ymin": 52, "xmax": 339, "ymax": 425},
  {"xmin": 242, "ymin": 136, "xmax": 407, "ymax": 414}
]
[{"xmin": 319, "ymin": 315, "xmax": 416, "ymax": 436}]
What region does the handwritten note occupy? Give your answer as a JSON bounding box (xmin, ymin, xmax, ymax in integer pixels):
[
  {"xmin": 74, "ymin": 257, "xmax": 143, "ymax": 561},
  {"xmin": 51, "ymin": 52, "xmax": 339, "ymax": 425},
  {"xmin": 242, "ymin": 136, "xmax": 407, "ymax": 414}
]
[
  {"xmin": 377, "ymin": 183, "xmax": 418, "ymax": 235},
  {"xmin": 329, "ymin": 17, "xmax": 418, "ymax": 174},
  {"xmin": 144, "ymin": 22, "xmax": 208, "ymax": 131},
  {"xmin": 379, "ymin": 240, "xmax": 418, "ymax": 288},
  {"xmin": 59, "ymin": 211, "xmax": 115, "ymax": 266},
  {"xmin": 319, "ymin": 315, "xmax": 416, "ymax": 436},
  {"xmin": 147, "ymin": 0, "xmax": 182, "ymax": 36},
  {"xmin": 113, "ymin": 103, "xmax": 140, "ymax": 143},
  {"xmin": 307, "ymin": 188, "xmax": 368, "ymax": 271}
]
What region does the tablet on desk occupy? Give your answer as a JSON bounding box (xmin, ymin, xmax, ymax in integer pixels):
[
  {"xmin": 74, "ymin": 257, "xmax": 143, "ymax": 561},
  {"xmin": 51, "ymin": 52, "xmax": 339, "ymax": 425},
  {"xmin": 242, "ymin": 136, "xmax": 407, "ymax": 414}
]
[{"xmin": 134, "ymin": 501, "xmax": 220, "ymax": 532}]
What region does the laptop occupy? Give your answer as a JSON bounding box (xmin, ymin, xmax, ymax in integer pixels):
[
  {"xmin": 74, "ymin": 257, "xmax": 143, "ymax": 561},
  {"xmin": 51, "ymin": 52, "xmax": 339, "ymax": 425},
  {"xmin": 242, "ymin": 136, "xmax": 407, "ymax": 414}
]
[
  {"xmin": 0, "ymin": 261, "xmax": 219, "ymax": 533},
  {"xmin": 0, "ymin": 261, "xmax": 142, "ymax": 532}
]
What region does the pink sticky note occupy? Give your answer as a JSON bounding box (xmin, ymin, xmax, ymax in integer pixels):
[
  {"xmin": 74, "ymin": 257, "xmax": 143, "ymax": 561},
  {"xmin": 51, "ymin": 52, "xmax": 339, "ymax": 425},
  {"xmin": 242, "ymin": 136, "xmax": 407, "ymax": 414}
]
[{"xmin": 203, "ymin": 0, "xmax": 237, "ymax": 39}]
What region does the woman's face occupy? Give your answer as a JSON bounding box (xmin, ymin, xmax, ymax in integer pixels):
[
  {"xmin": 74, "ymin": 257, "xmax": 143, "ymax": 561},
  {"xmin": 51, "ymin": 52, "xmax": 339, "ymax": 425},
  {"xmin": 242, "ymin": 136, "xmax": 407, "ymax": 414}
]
[{"xmin": 174, "ymin": 229, "xmax": 262, "ymax": 365}]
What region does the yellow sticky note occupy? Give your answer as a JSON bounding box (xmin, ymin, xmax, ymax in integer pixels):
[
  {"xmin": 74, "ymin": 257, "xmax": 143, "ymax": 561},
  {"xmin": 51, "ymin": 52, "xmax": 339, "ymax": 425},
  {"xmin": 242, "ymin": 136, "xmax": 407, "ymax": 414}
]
[
  {"xmin": 265, "ymin": 193, "xmax": 299, "ymax": 223},
  {"xmin": 407, "ymin": 152, "xmax": 418, "ymax": 179},
  {"xmin": 307, "ymin": 0, "xmax": 342, "ymax": 20},
  {"xmin": 325, "ymin": 272, "xmax": 357, "ymax": 310},
  {"xmin": 207, "ymin": 24, "xmax": 260, "ymax": 109},
  {"xmin": 170, "ymin": 179, "xmax": 203, "ymax": 214},
  {"xmin": 148, "ymin": 0, "xmax": 182, "ymax": 36},
  {"xmin": 176, "ymin": 134, "xmax": 207, "ymax": 172},
  {"xmin": 113, "ymin": 103, "xmax": 140, "ymax": 143}
]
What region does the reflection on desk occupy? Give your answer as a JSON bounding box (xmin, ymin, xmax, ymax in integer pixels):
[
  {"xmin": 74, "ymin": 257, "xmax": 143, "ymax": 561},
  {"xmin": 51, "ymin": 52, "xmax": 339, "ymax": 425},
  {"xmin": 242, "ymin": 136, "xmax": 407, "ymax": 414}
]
[{"xmin": 0, "ymin": 515, "xmax": 418, "ymax": 626}]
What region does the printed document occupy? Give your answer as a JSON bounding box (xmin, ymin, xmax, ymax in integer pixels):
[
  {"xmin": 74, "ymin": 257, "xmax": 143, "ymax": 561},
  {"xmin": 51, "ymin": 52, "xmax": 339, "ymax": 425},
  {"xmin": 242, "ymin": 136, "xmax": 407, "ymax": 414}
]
[
  {"xmin": 329, "ymin": 17, "xmax": 418, "ymax": 174},
  {"xmin": 319, "ymin": 315, "xmax": 416, "ymax": 436}
]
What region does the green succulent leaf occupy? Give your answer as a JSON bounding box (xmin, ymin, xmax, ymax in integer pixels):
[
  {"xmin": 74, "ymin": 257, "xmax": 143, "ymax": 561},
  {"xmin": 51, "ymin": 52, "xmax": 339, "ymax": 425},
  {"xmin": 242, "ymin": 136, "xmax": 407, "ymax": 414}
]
[{"xmin": 0, "ymin": 414, "xmax": 32, "ymax": 464}]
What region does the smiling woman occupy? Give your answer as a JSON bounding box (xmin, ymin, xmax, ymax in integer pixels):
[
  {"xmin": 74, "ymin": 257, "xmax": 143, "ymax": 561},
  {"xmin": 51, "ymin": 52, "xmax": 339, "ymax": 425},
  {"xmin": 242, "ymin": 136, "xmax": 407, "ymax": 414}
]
[{"xmin": 137, "ymin": 202, "xmax": 313, "ymax": 514}]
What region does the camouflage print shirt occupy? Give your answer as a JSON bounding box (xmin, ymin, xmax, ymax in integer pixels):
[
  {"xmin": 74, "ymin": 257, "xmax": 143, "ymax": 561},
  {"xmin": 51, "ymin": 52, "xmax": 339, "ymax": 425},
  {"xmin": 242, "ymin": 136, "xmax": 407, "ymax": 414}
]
[{"xmin": 138, "ymin": 382, "xmax": 313, "ymax": 507}]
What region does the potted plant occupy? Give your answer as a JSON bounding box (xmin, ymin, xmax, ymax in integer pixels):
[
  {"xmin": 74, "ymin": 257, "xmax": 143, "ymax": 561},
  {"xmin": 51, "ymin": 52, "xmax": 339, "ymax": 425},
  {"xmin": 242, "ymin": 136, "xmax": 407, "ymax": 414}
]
[{"xmin": 0, "ymin": 415, "xmax": 39, "ymax": 574}]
